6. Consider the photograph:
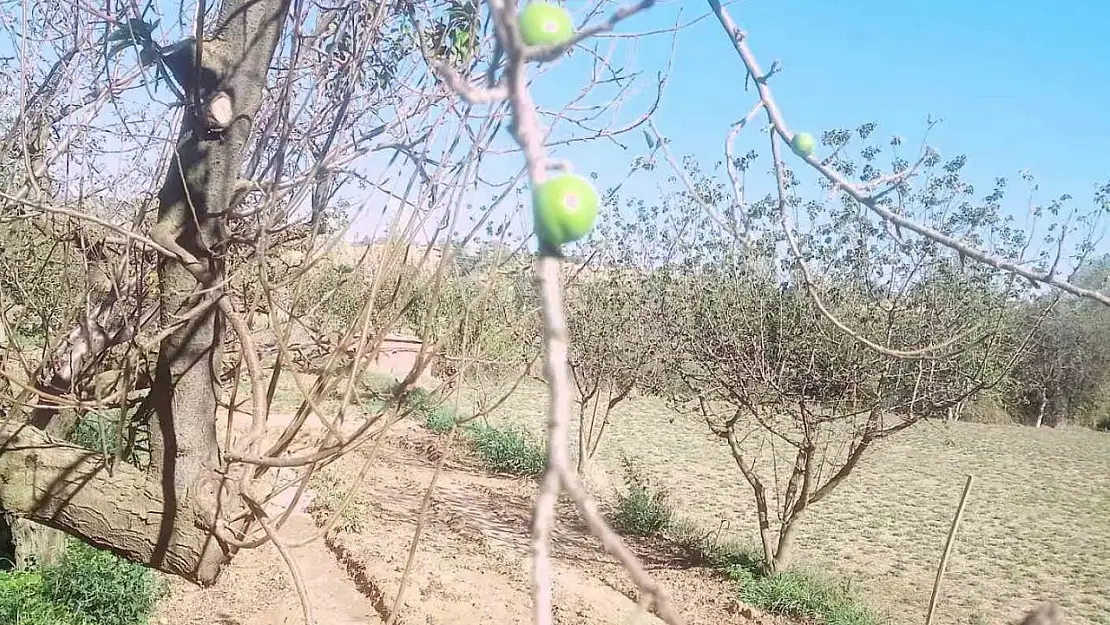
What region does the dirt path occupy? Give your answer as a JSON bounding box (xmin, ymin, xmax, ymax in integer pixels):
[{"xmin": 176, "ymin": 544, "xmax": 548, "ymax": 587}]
[
  {"xmin": 152, "ymin": 487, "xmax": 380, "ymax": 625},
  {"xmin": 306, "ymin": 423, "xmax": 766, "ymax": 625}
]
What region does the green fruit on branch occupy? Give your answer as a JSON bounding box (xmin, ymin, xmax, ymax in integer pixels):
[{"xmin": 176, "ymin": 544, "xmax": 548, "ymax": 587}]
[
  {"xmin": 518, "ymin": 1, "xmax": 575, "ymax": 47},
  {"xmin": 532, "ymin": 173, "xmax": 599, "ymax": 247},
  {"xmin": 790, "ymin": 131, "xmax": 816, "ymax": 158}
]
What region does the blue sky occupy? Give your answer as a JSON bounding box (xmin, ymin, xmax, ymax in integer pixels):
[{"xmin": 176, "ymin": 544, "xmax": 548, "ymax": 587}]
[
  {"xmin": 489, "ymin": 0, "xmax": 1110, "ymax": 260},
  {"xmin": 589, "ymin": 0, "xmax": 1108, "ymax": 197},
  {"xmin": 4, "ymin": 0, "xmax": 1107, "ymax": 262}
]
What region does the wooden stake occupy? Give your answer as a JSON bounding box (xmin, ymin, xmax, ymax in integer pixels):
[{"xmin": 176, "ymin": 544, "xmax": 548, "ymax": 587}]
[{"xmin": 925, "ymin": 474, "xmax": 974, "ymax": 625}]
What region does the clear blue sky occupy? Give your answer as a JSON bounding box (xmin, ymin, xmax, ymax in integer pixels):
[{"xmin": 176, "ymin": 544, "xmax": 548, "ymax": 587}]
[
  {"xmin": 4, "ymin": 0, "xmax": 1107, "ymax": 259},
  {"xmin": 498, "ymin": 0, "xmax": 1110, "ymax": 258},
  {"xmin": 582, "ymin": 0, "xmax": 1107, "ymax": 195}
]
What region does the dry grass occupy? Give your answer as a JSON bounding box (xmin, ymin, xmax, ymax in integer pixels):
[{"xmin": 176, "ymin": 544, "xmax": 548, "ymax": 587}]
[{"xmin": 457, "ymin": 381, "xmax": 1110, "ymax": 625}]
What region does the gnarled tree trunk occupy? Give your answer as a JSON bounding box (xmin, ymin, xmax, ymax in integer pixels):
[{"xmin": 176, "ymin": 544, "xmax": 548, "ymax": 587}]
[{"xmin": 0, "ymin": 0, "xmax": 292, "ymax": 583}]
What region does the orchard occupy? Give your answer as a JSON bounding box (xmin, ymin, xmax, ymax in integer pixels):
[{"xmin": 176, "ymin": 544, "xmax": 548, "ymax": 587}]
[{"xmin": 0, "ymin": 0, "xmax": 1106, "ymax": 624}]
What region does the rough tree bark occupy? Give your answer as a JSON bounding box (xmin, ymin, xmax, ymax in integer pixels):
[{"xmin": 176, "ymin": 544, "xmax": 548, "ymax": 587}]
[
  {"xmin": 0, "ymin": 0, "xmax": 292, "ymax": 583},
  {"xmin": 0, "ymin": 422, "xmax": 219, "ymax": 577}
]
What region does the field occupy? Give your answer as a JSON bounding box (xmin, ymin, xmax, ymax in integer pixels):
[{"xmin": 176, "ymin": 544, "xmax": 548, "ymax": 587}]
[
  {"xmin": 456, "ymin": 381, "xmax": 1110, "ymax": 625},
  {"xmin": 11, "ymin": 363, "xmax": 1109, "ymax": 625}
]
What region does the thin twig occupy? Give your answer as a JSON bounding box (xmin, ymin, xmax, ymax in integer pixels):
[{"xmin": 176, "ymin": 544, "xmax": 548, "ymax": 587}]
[
  {"xmin": 385, "ymin": 425, "xmax": 457, "ymax": 625},
  {"xmin": 243, "ymin": 494, "xmax": 316, "ymax": 625},
  {"xmin": 705, "ymin": 0, "xmax": 1110, "ymax": 307}
]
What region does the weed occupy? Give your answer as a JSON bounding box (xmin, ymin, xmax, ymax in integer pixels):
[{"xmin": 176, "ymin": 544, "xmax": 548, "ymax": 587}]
[
  {"xmin": 306, "ymin": 470, "xmax": 370, "ymax": 534},
  {"xmin": 0, "ymin": 540, "xmax": 163, "ymax": 625},
  {"xmin": 727, "ymin": 565, "xmax": 881, "ymax": 625},
  {"xmin": 43, "ymin": 541, "xmax": 164, "ymax": 625},
  {"xmin": 71, "ymin": 414, "xmax": 119, "ymax": 456},
  {"xmin": 465, "ymin": 422, "xmax": 546, "ymax": 477},
  {"xmin": 611, "ymin": 456, "xmax": 673, "ymax": 537},
  {"xmin": 667, "ymin": 520, "xmax": 763, "ymax": 569},
  {"xmin": 0, "ymin": 569, "xmax": 71, "ymax": 624},
  {"xmin": 424, "ymin": 407, "xmax": 459, "ymax": 434},
  {"xmin": 69, "ymin": 412, "xmax": 149, "ymax": 468},
  {"xmin": 404, "ymin": 387, "xmax": 440, "ymax": 417}
]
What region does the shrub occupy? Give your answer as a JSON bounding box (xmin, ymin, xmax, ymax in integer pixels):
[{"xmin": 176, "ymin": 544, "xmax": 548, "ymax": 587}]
[
  {"xmin": 42, "ymin": 541, "xmax": 164, "ymax": 625},
  {"xmin": 0, "ymin": 541, "xmax": 163, "ymax": 625},
  {"xmin": 69, "ymin": 411, "xmax": 150, "ymax": 468},
  {"xmin": 0, "ymin": 570, "xmax": 72, "ymax": 625},
  {"xmin": 611, "ymin": 456, "xmax": 673, "ymax": 537},
  {"xmin": 465, "ymin": 422, "xmax": 546, "ymax": 477},
  {"xmin": 727, "ymin": 565, "xmax": 880, "ymax": 625},
  {"xmin": 71, "ymin": 414, "xmax": 119, "ymax": 456},
  {"xmin": 403, "ymin": 387, "xmax": 440, "ymax": 417}
]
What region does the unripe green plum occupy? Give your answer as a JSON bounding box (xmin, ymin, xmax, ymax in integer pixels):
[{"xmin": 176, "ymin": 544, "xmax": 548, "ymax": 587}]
[
  {"xmin": 790, "ymin": 132, "xmax": 816, "ymax": 158},
  {"xmin": 532, "ymin": 173, "xmax": 599, "ymax": 247},
  {"xmin": 518, "ymin": 2, "xmax": 575, "ymax": 47}
]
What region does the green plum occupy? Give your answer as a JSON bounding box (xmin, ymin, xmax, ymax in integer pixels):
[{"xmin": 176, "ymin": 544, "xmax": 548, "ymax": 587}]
[
  {"xmin": 518, "ymin": 1, "xmax": 575, "ymax": 47},
  {"xmin": 532, "ymin": 173, "xmax": 599, "ymax": 247},
  {"xmin": 790, "ymin": 131, "xmax": 816, "ymax": 158}
]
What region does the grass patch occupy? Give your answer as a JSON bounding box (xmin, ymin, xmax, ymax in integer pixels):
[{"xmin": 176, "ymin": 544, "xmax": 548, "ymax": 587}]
[
  {"xmin": 665, "ymin": 521, "xmax": 763, "ymax": 569},
  {"xmin": 726, "ymin": 565, "xmax": 881, "ymax": 625},
  {"xmin": 424, "ymin": 407, "xmax": 459, "ymax": 434},
  {"xmin": 69, "ymin": 412, "xmax": 150, "ymax": 468},
  {"xmin": 403, "ymin": 387, "xmax": 441, "ymax": 417},
  {"xmin": 415, "ymin": 399, "xmax": 546, "ymax": 478},
  {"xmin": 306, "ymin": 469, "xmax": 371, "ymax": 534},
  {"xmin": 0, "ymin": 541, "xmax": 164, "ymax": 625},
  {"xmin": 611, "ymin": 456, "xmax": 674, "ymax": 537},
  {"xmin": 464, "ymin": 422, "xmax": 547, "ymax": 477},
  {"xmin": 71, "ymin": 414, "xmax": 119, "ymax": 456},
  {"xmin": 604, "ymin": 458, "xmax": 879, "ymax": 624},
  {"xmin": 0, "ymin": 569, "xmax": 72, "ymax": 625},
  {"xmin": 462, "ymin": 382, "xmax": 1110, "ymax": 624}
]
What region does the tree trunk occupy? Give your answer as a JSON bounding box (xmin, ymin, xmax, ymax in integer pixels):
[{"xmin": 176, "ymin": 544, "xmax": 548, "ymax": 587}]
[
  {"xmin": 945, "ymin": 399, "xmax": 965, "ymax": 423},
  {"xmin": 755, "ymin": 497, "xmax": 778, "ymax": 576},
  {"xmin": 0, "ymin": 0, "xmax": 292, "ymax": 583},
  {"xmin": 575, "ymin": 389, "xmax": 600, "ymax": 474},
  {"xmin": 24, "ymin": 281, "xmax": 136, "ymax": 433},
  {"xmin": 0, "ymin": 421, "xmax": 225, "ymax": 581},
  {"xmin": 1035, "ymin": 389, "xmax": 1047, "ymax": 428},
  {"xmin": 143, "ymin": 0, "xmax": 293, "ymax": 576},
  {"xmin": 2, "ymin": 515, "xmax": 68, "ymax": 569},
  {"xmin": 771, "ymin": 514, "xmax": 804, "ymax": 574}
]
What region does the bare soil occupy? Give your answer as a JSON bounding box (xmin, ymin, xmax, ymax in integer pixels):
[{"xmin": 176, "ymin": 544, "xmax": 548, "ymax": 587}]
[{"xmin": 152, "ymin": 416, "xmax": 766, "ymax": 625}]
